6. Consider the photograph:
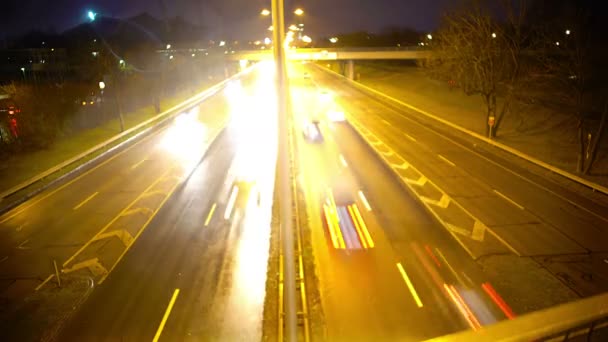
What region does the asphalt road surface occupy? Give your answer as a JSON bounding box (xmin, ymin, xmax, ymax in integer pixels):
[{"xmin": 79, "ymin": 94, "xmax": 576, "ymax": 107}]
[
  {"xmin": 1, "ymin": 64, "xmax": 277, "ymax": 341},
  {"xmin": 291, "ymin": 63, "xmax": 511, "ymax": 341}
]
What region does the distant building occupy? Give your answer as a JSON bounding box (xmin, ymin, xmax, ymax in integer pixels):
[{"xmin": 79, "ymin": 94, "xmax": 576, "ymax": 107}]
[{"xmin": 0, "ymin": 48, "xmax": 68, "ymax": 83}]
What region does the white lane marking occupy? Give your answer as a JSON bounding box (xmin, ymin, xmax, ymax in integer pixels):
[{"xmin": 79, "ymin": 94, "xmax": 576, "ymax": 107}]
[
  {"xmin": 437, "ymin": 154, "xmax": 456, "ymax": 167},
  {"xmin": 73, "ymin": 192, "xmax": 99, "ymax": 210},
  {"xmin": 35, "ymin": 274, "xmax": 55, "ymax": 291},
  {"xmin": 204, "ymin": 203, "xmax": 217, "ymax": 226},
  {"xmin": 131, "ymin": 158, "xmax": 147, "ymax": 170},
  {"xmin": 224, "ymin": 186, "xmax": 239, "ymax": 219},
  {"xmin": 339, "ymin": 154, "xmax": 348, "ymax": 167},
  {"xmin": 358, "ymin": 190, "xmax": 372, "ymax": 211},
  {"xmin": 153, "ymin": 289, "xmax": 180, "ymax": 342},
  {"xmin": 404, "ymin": 133, "xmax": 417, "ymax": 142},
  {"xmin": 17, "ymin": 239, "xmax": 30, "ymax": 250},
  {"xmin": 493, "ymin": 189, "xmax": 525, "ymax": 210},
  {"xmin": 396, "ymin": 263, "xmax": 423, "ymax": 308}
]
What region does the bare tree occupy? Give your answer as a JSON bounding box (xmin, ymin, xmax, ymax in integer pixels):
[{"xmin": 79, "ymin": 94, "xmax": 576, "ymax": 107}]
[
  {"xmin": 535, "ymin": 6, "xmax": 597, "ymax": 173},
  {"xmin": 427, "ymin": 1, "xmax": 530, "ymax": 138}
]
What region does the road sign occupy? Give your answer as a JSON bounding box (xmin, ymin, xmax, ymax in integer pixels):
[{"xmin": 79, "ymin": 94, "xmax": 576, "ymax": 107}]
[{"xmin": 488, "ymin": 116, "xmax": 496, "ymax": 127}]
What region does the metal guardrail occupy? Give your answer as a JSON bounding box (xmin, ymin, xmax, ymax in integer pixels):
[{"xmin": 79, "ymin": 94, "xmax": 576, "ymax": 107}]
[
  {"xmin": 278, "ymin": 116, "xmax": 311, "ymax": 341},
  {"xmin": 0, "ymin": 66, "xmax": 255, "ymax": 202},
  {"xmin": 316, "ymin": 64, "xmax": 608, "ymax": 197},
  {"xmin": 425, "ymin": 292, "xmax": 608, "ymax": 342}
]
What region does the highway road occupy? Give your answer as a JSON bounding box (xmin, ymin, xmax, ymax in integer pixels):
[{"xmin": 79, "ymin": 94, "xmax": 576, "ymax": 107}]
[
  {"xmin": 306, "ymin": 63, "xmax": 608, "ymax": 298},
  {"xmin": 2, "ymin": 57, "xmax": 603, "ymax": 342},
  {"xmin": 0, "ymin": 64, "xmax": 277, "ymax": 341},
  {"xmin": 291, "ymin": 63, "xmax": 512, "ymax": 340}
]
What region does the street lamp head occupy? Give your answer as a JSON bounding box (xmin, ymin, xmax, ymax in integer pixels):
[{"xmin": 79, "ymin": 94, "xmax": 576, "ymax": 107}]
[
  {"xmin": 302, "ymin": 35, "xmax": 312, "ymax": 43},
  {"xmin": 491, "ymin": 32, "xmax": 497, "ymax": 38},
  {"xmin": 426, "ymin": 34, "xmax": 433, "ymax": 40},
  {"xmin": 260, "ymin": 9, "xmax": 270, "ymax": 16},
  {"xmin": 294, "ymin": 8, "xmax": 304, "ymax": 16},
  {"xmin": 98, "ymin": 81, "xmax": 105, "ymax": 90},
  {"xmin": 166, "ymin": 44, "xmax": 171, "ymax": 49},
  {"xmin": 268, "ymin": 25, "xmax": 274, "ymax": 31},
  {"xmin": 20, "ymin": 67, "xmax": 25, "ymax": 72},
  {"xmin": 329, "ymin": 37, "xmax": 338, "ymax": 43},
  {"xmin": 565, "ymin": 29, "xmax": 571, "ymax": 35},
  {"xmin": 87, "ymin": 10, "xmax": 97, "ymax": 21},
  {"xmin": 288, "ymin": 24, "xmax": 298, "ymax": 31}
]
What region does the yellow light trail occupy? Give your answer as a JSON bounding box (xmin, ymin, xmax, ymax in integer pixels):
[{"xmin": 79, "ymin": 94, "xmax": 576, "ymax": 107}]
[
  {"xmin": 396, "ymin": 262, "xmax": 423, "ymax": 308},
  {"xmin": 351, "ymin": 204, "xmax": 374, "ymax": 248},
  {"xmin": 204, "ymin": 203, "xmax": 217, "ymax": 226}
]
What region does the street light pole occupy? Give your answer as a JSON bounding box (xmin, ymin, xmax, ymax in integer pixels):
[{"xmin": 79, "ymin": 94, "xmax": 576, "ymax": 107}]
[{"xmin": 271, "ymin": 0, "xmax": 297, "ymax": 341}]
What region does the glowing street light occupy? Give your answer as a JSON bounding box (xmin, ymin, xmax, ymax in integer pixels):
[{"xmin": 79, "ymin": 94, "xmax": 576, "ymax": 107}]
[
  {"xmin": 219, "ymin": 40, "xmax": 226, "ymax": 47},
  {"xmin": 294, "ymin": 8, "xmax": 304, "ymax": 16},
  {"xmin": 268, "ymin": 25, "xmax": 274, "ymax": 31},
  {"xmin": 491, "ymin": 32, "xmax": 497, "ymax": 38},
  {"xmin": 565, "ymin": 29, "xmax": 571, "ymax": 35},
  {"xmin": 264, "ymin": 37, "xmax": 272, "ymax": 45},
  {"xmin": 329, "ymin": 37, "xmax": 338, "ymax": 43},
  {"xmin": 426, "ymin": 34, "xmax": 433, "ymax": 40},
  {"xmin": 288, "ymin": 24, "xmax": 298, "ymax": 31},
  {"xmin": 98, "ymin": 81, "xmax": 105, "ymax": 90},
  {"xmin": 260, "ymin": 9, "xmax": 270, "ymax": 16},
  {"xmin": 87, "ymin": 10, "xmax": 97, "ymax": 21},
  {"xmin": 166, "ymin": 44, "xmax": 171, "ymax": 49},
  {"xmin": 302, "ymin": 35, "xmax": 312, "ymax": 43}
]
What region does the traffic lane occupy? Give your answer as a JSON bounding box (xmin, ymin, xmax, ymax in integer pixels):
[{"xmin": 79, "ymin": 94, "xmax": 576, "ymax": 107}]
[
  {"xmin": 58, "ymin": 69, "xmax": 276, "ymax": 341},
  {"xmin": 57, "ymin": 130, "xmax": 249, "ymax": 341},
  {"xmin": 297, "ymin": 123, "xmax": 471, "ymax": 340},
  {"xmin": 290, "ymin": 82, "xmax": 471, "ymax": 339},
  {"xmin": 0, "ymin": 66, "xmax": 265, "ymax": 232},
  {"xmin": 0, "ymin": 100, "xmax": 229, "ymax": 287},
  {"xmin": 311, "ymin": 67, "xmax": 608, "ymax": 253},
  {"xmin": 0, "ymin": 72, "xmax": 264, "ymax": 289},
  {"xmin": 331, "ymin": 121, "xmax": 511, "ymax": 324},
  {"xmin": 335, "ymin": 89, "xmax": 601, "ymax": 254}
]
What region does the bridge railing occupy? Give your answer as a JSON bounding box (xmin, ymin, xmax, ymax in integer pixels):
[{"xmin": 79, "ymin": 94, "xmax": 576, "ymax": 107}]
[{"xmin": 426, "ymin": 292, "xmax": 608, "ymax": 342}]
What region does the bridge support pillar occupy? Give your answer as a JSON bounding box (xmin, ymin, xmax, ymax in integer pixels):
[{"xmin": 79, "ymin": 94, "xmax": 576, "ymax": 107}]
[{"xmin": 345, "ymin": 60, "xmax": 355, "ymax": 80}]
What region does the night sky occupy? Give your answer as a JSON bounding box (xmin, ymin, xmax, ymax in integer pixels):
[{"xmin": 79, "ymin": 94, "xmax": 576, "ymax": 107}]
[{"xmin": 1, "ymin": 0, "xmax": 449, "ymax": 40}]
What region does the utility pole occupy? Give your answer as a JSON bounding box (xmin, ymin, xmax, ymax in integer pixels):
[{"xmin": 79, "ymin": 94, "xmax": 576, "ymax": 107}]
[{"xmin": 271, "ymin": 0, "xmax": 296, "ymax": 341}]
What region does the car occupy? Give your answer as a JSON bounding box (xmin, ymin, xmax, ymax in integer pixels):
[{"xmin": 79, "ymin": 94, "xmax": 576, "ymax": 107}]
[
  {"xmin": 322, "ymin": 187, "xmax": 374, "ymax": 250},
  {"xmin": 0, "ymin": 98, "xmax": 20, "ymax": 142},
  {"xmin": 303, "ymin": 120, "xmax": 323, "ymax": 143}
]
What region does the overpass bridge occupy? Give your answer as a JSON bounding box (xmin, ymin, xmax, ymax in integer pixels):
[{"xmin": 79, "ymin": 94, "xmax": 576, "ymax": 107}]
[
  {"xmin": 227, "ymin": 47, "xmax": 431, "ymax": 79},
  {"xmin": 227, "ymin": 47, "xmax": 430, "ymax": 61}
]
